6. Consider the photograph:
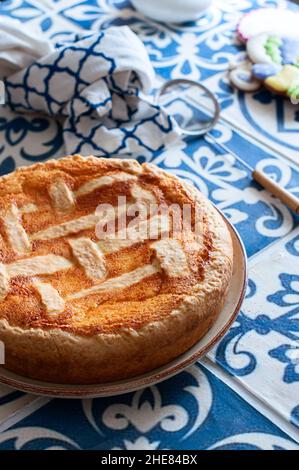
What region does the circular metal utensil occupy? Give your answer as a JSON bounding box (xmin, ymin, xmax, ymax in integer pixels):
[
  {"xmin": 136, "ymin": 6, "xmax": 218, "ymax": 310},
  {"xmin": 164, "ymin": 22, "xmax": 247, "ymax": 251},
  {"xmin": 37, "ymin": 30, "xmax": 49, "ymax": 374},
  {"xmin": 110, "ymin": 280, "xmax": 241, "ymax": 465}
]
[{"xmin": 156, "ymin": 78, "xmax": 220, "ymax": 137}]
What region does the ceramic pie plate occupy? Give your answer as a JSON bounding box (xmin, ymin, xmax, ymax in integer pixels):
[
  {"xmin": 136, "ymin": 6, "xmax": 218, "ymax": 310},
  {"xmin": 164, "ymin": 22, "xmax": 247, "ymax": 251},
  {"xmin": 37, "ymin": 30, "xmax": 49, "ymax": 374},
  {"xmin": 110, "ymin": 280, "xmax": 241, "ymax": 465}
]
[{"xmin": 0, "ymin": 211, "xmax": 247, "ymax": 398}]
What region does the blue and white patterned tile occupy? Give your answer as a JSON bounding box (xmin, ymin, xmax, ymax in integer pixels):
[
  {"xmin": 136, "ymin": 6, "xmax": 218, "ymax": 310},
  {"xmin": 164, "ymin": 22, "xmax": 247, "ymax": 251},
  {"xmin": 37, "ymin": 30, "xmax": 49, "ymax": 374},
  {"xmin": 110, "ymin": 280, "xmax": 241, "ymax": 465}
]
[
  {"xmin": 0, "ymin": 0, "xmax": 82, "ymax": 40},
  {"xmin": 209, "ymin": 227, "xmax": 299, "ymax": 430},
  {"xmin": 0, "ymin": 107, "xmax": 64, "ymax": 170},
  {"xmin": 1, "ymin": 0, "xmax": 298, "ymax": 162},
  {"xmin": 59, "ymin": 0, "xmax": 130, "ymax": 31},
  {"xmin": 28, "ymin": 14, "xmax": 82, "ymax": 42},
  {"xmin": 0, "ymin": 0, "xmax": 298, "ymax": 446},
  {"xmin": 0, "ymin": 386, "xmax": 38, "ymax": 430},
  {"xmin": 152, "ymin": 82, "xmax": 299, "ymax": 255},
  {"xmin": 205, "ymin": 72, "xmax": 299, "ymax": 164},
  {"xmin": 148, "ymin": 135, "xmax": 298, "ymax": 257},
  {"xmin": 57, "ymin": 0, "xmax": 277, "ymax": 81},
  {"xmin": 49, "ymin": 0, "xmax": 299, "ymax": 167},
  {"xmin": 0, "ymin": 364, "xmax": 297, "ymax": 450},
  {"xmin": 0, "ymin": 0, "xmax": 44, "ymax": 23}
]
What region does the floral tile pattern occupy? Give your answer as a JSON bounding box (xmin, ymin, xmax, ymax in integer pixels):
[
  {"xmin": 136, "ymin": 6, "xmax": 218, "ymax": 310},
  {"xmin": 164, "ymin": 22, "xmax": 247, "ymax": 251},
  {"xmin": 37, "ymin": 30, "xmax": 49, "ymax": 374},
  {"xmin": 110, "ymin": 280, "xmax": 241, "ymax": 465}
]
[
  {"xmin": 0, "ymin": 387, "xmax": 26, "ymax": 423},
  {"xmin": 0, "ymin": 365, "xmax": 297, "ymax": 450},
  {"xmin": 0, "ymin": 0, "xmax": 299, "ymax": 448},
  {"xmin": 210, "ymin": 227, "xmax": 299, "ymax": 430},
  {"xmin": 57, "ymin": 0, "xmax": 299, "ymax": 162}
]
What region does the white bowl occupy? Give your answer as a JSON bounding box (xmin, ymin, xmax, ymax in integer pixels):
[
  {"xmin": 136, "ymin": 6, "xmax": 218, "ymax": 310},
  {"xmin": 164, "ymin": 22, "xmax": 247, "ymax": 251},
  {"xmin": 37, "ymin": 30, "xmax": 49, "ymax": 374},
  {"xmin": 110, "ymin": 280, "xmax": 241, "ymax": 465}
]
[{"xmin": 131, "ymin": 0, "xmax": 212, "ymax": 23}]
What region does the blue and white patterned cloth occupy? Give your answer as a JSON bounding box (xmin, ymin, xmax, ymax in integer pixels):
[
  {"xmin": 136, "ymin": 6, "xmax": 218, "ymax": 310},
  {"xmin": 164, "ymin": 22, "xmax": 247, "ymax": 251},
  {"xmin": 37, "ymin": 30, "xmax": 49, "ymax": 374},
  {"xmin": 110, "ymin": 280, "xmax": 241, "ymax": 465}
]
[
  {"xmin": 2, "ymin": 19, "xmax": 178, "ymax": 157},
  {"xmin": 0, "ymin": 0, "xmax": 298, "ymax": 451}
]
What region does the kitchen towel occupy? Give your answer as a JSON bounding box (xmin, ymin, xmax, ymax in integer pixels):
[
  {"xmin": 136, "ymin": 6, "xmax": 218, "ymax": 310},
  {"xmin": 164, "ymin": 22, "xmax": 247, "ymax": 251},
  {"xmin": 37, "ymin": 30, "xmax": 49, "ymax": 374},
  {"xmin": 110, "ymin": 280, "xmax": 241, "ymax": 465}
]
[{"xmin": 0, "ymin": 18, "xmax": 178, "ymax": 157}]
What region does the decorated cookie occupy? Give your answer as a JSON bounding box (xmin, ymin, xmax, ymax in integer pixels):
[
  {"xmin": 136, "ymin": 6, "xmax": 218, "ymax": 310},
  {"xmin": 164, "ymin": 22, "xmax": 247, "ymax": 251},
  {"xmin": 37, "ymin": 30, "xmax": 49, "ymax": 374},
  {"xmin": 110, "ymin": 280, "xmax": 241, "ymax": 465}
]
[
  {"xmin": 247, "ymin": 33, "xmax": 282, "ymax": 65},
  {"xmin": 247, "ymin": 33, "xmax": 299, "ymax": 68},
  {"xmin": 237, "ymin": 8, "xmax": 299, "ymax": 42},
  {"xmin": 251, "ymin": 63, "xmax": 282, "ymax": 81},
  {"xmin": 247, "ymin": 32, "xmax": 299, "ymax": 98},
  {"xmin": 264, "ymin": 65, "xmax": 299, "ymax": 99},
  {"xmin": 231, "ymin": 8, "xmax": 299, "ymax": 99},
  {"xmin": 229, "ymin": 62, "xmax": 261, "ymax": 92}
]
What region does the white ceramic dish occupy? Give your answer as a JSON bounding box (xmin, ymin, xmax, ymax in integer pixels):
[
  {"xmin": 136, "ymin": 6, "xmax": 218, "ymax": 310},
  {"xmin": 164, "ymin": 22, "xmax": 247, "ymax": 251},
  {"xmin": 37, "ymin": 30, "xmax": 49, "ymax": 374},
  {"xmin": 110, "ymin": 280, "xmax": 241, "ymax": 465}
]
[
  {"xmin": 130, "ymin": 0, "xmax": 212, "ymax": 24},
  {"xmin": 0, "ymin": 212, "xmax": 247, "ymax": 398}
]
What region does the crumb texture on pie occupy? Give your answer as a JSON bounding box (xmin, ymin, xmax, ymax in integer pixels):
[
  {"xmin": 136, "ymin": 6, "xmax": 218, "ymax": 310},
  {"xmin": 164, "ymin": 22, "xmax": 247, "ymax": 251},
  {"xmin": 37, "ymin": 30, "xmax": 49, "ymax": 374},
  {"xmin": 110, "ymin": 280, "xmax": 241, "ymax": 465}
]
[{"xmin": 0, "ymin": 155, "xmax": 233, "ymax": 384}]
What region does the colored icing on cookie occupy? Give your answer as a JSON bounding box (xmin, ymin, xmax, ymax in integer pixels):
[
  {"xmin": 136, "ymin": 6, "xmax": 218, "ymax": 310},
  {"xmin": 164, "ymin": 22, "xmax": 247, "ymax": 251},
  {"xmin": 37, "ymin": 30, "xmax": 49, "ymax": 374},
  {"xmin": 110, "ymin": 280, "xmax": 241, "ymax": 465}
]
[
  {"xmin": 248, "ymin": 32, "xmax": 299, "ymax": 88},
  {"xmin": 247, "ymin": 33, "xmax": 275, "ymax": 65},
  {"xmin": 252, "ymin": 63, "xmax": 282, "ymax": 80},
  {"xmin": 265, "ymin": 64, "xmax": 299, "ymax": 94},
  {"xmin": 281, "ymin": 37, "xmax": 299, "ymax": 65},
  {"xmin": 247, "ymin": 33, "xmax": 295, "ymax": 67},
  {"xmin": 265, "ymin": 36, "xmax": 282, "ymax": 64},
  {"xmin": 288, "ymin": 81, "xmax": 299, "ymax": 99}
]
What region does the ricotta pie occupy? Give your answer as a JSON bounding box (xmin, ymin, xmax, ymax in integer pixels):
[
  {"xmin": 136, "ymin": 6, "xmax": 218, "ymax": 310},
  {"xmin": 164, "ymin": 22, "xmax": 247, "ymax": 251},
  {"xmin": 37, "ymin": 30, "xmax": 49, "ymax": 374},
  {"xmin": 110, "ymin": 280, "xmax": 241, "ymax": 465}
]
[{"xmin": 0, "ymin": 155, "xmax": 233, "ymax": 384}]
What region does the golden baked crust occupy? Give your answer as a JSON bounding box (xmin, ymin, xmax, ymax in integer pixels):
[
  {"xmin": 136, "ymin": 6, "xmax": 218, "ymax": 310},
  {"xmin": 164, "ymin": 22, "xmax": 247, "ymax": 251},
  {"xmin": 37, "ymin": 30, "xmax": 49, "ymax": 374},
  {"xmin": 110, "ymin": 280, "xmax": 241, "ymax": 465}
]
[{"xmin": 0, "ymin": 155, "xmax": 233, "ymax": 384}]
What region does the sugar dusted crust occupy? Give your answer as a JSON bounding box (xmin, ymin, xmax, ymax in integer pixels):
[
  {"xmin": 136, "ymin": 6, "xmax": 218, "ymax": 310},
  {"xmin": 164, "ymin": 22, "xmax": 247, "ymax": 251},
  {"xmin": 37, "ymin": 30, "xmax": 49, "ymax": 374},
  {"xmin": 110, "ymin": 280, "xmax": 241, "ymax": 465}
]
[{"xmin": 0, "ymin": 155, "xmax": 233, "ymax": 384}]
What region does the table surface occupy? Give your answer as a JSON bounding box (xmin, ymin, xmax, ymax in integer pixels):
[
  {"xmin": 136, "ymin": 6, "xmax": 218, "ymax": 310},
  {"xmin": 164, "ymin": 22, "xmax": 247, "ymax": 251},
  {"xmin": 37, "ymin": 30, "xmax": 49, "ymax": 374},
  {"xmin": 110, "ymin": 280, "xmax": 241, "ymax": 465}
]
[{"xmin": 0, "ymin": 0, "xmax": 298, "ymax": 451}]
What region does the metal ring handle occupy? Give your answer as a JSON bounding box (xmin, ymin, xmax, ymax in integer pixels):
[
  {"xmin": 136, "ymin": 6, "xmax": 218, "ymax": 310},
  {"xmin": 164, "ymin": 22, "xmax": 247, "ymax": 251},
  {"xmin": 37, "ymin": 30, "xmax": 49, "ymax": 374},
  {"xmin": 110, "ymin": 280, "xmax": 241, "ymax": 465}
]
[{"xmin": 156, "ymin": 78, "xmax": 220, "ymax": 137}]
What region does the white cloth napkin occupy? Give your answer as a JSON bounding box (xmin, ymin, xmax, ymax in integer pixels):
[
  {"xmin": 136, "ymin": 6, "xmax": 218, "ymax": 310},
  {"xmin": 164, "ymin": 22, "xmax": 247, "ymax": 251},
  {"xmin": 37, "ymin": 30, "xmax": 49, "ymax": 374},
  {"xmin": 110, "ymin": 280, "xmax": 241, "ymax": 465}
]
[
  {"xmin": 0, "ymin": 18, "xmax": 178, "ymax": 157},
  {"xmin": 0, "ymin": 17, "xmax": 54, "ymax": 78}
]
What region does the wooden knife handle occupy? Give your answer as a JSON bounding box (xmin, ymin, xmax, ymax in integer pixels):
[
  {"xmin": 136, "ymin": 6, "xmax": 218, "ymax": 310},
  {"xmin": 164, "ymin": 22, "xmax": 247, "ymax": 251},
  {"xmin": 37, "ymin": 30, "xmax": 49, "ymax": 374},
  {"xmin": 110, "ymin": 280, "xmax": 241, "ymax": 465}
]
[{"xmin": 252, "ymin": 169, "xmax": 299, "ymax": 215}]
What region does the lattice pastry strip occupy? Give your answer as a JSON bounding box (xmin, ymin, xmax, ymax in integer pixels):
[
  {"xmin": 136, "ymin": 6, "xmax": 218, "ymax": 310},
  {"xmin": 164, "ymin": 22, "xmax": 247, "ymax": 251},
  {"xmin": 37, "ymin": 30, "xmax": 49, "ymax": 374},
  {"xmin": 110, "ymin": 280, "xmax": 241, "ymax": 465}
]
[
  {"xmin": 49, "ymin": 179, "xmax": 75, "ymax": 213},
  {"xmin": 75, "ymin": 172, "xmax": 137, "ymax": 197},
  {"xmin": 68, "ymin": 263, "xmax": 160, "ymax": 300},
  {"xmin": 34, "ymin": 281, "xmax": 65, "ymax": 315},
  {"xmin": 31, "ymin": 202, "xmax": 130, "ymax": 241},
  {"xmin": 0, "ymin": 255, "xmax": 73, "ymax": 304},
  {"xmin": 98, "ymin": 214, "xmax": 169, "ymax": 254},
  {"xmin": 153, "ymin": 239, "xmax": 189, "ymax": 277},
  {"xmin": 69, "ymin": 237, "xmax": 106, "ymax": 281},
  {"xmin": 1, "ymin": 205, "xmax": 31, "ymax": 255}
]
